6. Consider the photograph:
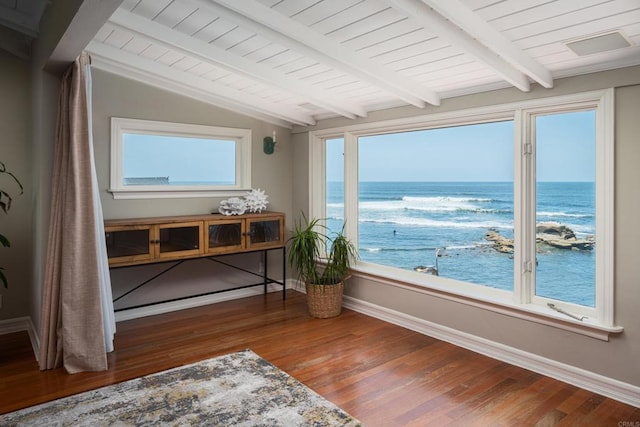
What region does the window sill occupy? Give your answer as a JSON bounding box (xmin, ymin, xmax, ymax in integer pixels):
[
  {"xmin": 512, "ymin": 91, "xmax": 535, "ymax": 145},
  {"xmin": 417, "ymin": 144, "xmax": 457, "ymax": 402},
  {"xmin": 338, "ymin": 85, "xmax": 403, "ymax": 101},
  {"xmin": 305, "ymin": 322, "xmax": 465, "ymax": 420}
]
[
  {"xmin": 108, "ymin": 188, "xmax": 251, "ymax": 200},
  {"xmin": 351, "ymin": 262, "xmax": 623, "ymax": 341}
]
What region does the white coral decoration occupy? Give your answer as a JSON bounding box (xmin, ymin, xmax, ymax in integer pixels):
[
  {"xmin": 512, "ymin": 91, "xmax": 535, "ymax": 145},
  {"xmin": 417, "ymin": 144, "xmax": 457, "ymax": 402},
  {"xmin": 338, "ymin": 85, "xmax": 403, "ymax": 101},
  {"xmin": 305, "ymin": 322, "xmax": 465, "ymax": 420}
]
[
  {"xmin": 218, "ymin": 197, "xmax": 247, "ymax": 216},
  {"xmin": 244, "ymin": 188, "xmax": 269, "ymax": 213}
]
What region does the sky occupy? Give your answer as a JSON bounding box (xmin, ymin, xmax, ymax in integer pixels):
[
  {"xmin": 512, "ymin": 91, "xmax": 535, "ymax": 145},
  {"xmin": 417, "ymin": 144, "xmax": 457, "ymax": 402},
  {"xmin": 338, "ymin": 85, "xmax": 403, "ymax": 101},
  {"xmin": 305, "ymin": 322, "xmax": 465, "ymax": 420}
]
[
  {"xmin": 327, "ymin": 110, "xmax": 596, "ymax": 182},
  {"xmin": 122, "ymin": 110, "xmax": 596, "ymax": 185},
  {"xmin": 123, "ymin": 134, "xmax": 236, "ymax": 184}
]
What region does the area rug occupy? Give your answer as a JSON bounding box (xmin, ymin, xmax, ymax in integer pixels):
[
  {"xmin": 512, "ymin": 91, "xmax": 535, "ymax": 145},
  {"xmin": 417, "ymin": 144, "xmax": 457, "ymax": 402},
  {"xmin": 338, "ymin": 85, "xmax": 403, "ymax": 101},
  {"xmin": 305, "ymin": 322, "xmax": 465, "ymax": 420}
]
[{"xmin": 0, "ymin": 349, "xmax": 362, "ymax": 426}]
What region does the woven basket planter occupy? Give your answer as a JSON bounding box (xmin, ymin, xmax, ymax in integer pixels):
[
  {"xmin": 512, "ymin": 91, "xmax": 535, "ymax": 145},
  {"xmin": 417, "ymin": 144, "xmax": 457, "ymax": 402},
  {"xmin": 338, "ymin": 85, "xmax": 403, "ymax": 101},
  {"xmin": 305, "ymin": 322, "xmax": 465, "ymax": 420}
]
[{"xmin": 305, "ymin": 281, "xmax": 344, "ymax": 318}]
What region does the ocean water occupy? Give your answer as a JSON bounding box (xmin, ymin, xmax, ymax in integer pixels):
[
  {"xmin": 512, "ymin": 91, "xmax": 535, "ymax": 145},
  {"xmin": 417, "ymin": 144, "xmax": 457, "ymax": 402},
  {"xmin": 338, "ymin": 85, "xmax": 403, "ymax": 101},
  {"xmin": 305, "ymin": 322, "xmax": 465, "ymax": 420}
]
[{"xmin": 327, "ymin": 181, "xmax": 595, "ymax": 307}]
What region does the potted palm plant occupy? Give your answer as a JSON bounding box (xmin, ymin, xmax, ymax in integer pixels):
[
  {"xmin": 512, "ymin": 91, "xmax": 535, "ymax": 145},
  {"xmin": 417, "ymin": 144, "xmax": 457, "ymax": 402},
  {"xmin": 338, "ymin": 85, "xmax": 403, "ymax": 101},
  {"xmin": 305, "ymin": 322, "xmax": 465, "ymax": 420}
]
[{"xmin": 288, "ymin": 213, "xmax": 357, "ymax": 318}]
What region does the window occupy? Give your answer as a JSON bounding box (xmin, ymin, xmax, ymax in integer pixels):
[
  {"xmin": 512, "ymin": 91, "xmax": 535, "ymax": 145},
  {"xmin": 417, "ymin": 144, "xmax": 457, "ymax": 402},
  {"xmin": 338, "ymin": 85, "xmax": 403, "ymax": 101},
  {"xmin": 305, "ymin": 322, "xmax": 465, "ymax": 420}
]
[
  {"xmin": 533, "ymin": 111, "xmax": 596, "ymax": 307},
  {"xmin": 326, "ymin": 137, "xmax": 345, "ymax": 237},
  {"xmin": 110, "ymin": 118, "xmax": 251, "ymax": 199},
  {"xmin": 310, "ymin": 89, "xmax": 616, "ymax": 333},
  {"xmin": 355, "ymin": 122, "xmax": 514, "ymax": 291}
]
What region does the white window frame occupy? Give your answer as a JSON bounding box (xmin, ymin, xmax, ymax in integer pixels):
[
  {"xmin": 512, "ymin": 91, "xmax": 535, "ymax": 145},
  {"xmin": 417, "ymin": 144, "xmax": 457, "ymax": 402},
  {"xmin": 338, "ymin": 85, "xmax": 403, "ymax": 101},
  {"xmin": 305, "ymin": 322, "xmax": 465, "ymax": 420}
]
[
  {"xmin": 109, "ymin": 117, "xmax": 252, "ymax": 199},
  {"xmin": 309, "ymin": 89, "xmax": 620, "ymax": 340}
]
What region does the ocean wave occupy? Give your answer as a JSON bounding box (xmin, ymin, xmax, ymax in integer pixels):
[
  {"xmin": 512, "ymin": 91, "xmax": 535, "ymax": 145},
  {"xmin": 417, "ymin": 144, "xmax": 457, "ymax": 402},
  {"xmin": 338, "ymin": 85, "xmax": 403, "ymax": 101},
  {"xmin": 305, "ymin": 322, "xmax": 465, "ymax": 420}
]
[
  {"xmin": 446, "ymin": 244, "xmax": 489, "ymax": 250},
  {"xmin": 335, "ymin": 204, "xmax": 587, "ymax": 217},
  {"xmin": 358, "ymin": 196, "xmax": 503, "ymax": 214},
  {"xmin": 361, "ymin": 246, "xmax": 442, "ymax": 253},
  {"xmin": 327, "ymin": 202, "xmax": 344, "ymax": 209},
  {"xmin": 359, "ymin": 217, "xmax": 513, "ymax": 229},
  {"xmin": 406, "ymin": 207, "xmax": 512, "ymax": 214},
  {"xmin": 534, "ymin": 220, "xmax": 594, "ymax": 234},
  {"xmin": 567, "ymin": 225, "xmax": 595, "ymax": 235},
  {"xmin": 361, "ymin": 243, "xmax": 494, "ymax": 253},
  {"xmin": 403, "ymin": 196, "xmax": 494, "ymax": 203},
  {"xmin": 325, "ymin": 215, "xmax": 344, "ymax": 221},
  {"xmin": 537, "ymin": 211, "xmax": 593, "ymax": 218}
]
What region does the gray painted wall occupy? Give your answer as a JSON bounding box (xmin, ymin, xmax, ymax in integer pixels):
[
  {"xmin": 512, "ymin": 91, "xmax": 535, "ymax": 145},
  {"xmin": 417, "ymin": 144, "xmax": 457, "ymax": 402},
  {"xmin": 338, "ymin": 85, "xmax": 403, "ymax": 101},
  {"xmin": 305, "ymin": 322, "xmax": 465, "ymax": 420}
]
[
  {"xmin": 92, "ymin": 69, "xmax": 293, "ymax": 221},
  {"xmin": 1, "ymin": 34, "xmax": 294, "ymax": 321},
  {"xmin": 291, "ymin": 66, "xmax": 640, "ymax": 388},
  {"xmin": 91, "ymin": 69, "xmax": 293, "ymax": 309},
  {"xmin": 0, "ymin": 50, "xmax": 31, "ymax": 319}
]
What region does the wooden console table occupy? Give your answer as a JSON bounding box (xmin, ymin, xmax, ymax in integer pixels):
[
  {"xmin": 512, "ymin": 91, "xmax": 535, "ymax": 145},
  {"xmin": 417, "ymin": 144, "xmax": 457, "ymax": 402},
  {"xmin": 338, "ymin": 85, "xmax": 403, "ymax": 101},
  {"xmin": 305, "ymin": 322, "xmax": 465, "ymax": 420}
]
[{"xmin": 105, "ymin": 212, "xmax": 286, "ymax": 311}]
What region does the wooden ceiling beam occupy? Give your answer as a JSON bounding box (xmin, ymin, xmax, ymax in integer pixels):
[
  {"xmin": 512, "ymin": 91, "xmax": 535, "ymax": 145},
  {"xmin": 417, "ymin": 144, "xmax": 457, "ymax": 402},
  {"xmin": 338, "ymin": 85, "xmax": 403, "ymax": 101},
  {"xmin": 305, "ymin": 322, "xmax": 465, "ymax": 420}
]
[
  {"xmin": 386, "ymin": 0, "xmax": 533, "ymax": 92},
  {"xmin": 86, "ymin": 41, "xmax": 315, "ymax": 127},
  {"xmin": 108, "ymin": 9, "xmax": 367, "ymax": 120},
  {"xmin": 425, "ymin": 0, "xmax": 554, "ymax": 89},
  {"xmin": 196, "ymin": 0, "xmax": 441, "ymax": 107}
]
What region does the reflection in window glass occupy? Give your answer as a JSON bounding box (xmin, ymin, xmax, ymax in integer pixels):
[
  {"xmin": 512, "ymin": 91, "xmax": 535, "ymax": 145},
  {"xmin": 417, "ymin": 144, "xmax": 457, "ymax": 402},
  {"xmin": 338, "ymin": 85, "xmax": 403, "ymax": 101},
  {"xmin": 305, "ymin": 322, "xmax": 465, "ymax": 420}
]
[
  {"xmin": 123, "ymin": 134, "xmax": 236, "ymax": 186},
  {"xmin": 535, "ymin": 111, "xmax": 596, "ymax": 307},
  {"xmin": 356, "ymin": 121, "xmax": 515, "ymax": 290}
]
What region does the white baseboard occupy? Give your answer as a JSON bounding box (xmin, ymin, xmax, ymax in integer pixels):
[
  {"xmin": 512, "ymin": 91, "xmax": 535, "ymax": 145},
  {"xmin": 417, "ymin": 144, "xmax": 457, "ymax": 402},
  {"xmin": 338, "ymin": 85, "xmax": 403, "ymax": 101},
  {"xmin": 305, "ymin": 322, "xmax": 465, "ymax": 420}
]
[
  {"xmin": 342, "ymin": 295, "xmax": 640, "ymax": 409},
  {"xmin": 0, "ymin": 316, "xmax": 39, "ymax": 361},
  {"xmin": 115, "ymin": 280, "xmax": 295, "ymax": 322}
]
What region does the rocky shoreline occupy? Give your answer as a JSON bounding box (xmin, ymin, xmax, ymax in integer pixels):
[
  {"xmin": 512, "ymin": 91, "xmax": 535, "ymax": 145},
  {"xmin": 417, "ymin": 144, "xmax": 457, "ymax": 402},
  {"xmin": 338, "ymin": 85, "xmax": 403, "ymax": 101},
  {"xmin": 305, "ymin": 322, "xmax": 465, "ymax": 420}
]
[{"xmin": 485, "ymin": 222, "xmax": 594, "ymax": 254}]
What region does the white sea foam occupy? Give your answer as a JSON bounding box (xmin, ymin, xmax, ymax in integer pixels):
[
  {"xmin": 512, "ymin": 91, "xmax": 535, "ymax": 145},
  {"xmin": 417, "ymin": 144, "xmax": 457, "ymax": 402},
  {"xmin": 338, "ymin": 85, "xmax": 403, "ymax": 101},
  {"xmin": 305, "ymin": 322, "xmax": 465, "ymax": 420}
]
[
  {"xmin": 537, "ymin": 220, "xmax": 594, "ymax": 234},
  {"xmin": 359, "ymin": 216, "xmax": 513, "ymax": 230},
  {"xmin": 446, "ymin": 244, "xmax": 484, "ymax": 250},
  {"xmin": 335, "ymin": 203, "xmax": 586, "ymax": 217},
  {"xmin": 403, "ymin": 196, "xmax": 493, "ymax": 203},
  {"xmin": 358, "ymin": 196, "xmax": 500, "ymax": 214},
  {"xmin": 361, "ymin": 246, "xmax": 444, "ymax": 252},
  {"xmin": 537, "ymin": 211, "xmax": 593, "ymax": 218},
  {"xmin": 567, "ymin": 224, "xmax": 595, "ymax": 234},
  {"xmin": 402, "ymin": 196, "xmax": 486, "ymax": 212}
]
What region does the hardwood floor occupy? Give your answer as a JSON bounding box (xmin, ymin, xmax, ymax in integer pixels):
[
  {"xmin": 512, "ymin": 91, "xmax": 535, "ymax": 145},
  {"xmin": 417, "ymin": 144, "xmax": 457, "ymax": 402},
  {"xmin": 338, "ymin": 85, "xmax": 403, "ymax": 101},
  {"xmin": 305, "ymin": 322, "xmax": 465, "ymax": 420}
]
[{"xmin": 1, "ymin": 291, "xmax": 638, "ymax": 426}]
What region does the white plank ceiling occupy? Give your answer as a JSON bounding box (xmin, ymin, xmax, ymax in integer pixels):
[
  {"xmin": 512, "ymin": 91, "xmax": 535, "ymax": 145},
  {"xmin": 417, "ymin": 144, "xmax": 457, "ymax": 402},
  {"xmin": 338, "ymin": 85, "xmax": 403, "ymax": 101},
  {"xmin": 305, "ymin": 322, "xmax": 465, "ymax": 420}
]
[
  {"xmin": 0, "ymin": 0, "xmax": 48, "ymax": 38},
  {"xmin": 3, "ymin": 0, "xmax": 639, "ymax": 127}
]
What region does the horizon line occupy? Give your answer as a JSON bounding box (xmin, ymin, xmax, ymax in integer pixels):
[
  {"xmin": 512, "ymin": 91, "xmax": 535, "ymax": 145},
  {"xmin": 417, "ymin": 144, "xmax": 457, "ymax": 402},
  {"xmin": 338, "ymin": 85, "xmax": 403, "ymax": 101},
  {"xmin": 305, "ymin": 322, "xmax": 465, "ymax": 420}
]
[{"xmin": 328, "ymin": 180, "xmax": 596, "ymax": 183}]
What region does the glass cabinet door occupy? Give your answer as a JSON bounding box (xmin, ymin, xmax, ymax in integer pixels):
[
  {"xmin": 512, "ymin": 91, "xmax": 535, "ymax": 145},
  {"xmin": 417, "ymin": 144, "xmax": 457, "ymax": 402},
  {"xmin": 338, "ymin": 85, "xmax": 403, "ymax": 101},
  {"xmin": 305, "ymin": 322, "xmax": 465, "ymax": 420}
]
[
  {"xmin": 246, "ymin": 216, "xmax": 284, "ymax": 249},
  {"xmin": 105, "ymin": 225, "xmax": 154, "ymax": 265},
  {"xmin": 106, "ymin": 214, "xmax": 285, "ymax": 267},
  {"xmin": 156, "ymin": 222, "xmax": 204, "ymax": 260},
  {"xmin": 206, "ymin": 219, "xmax": 245, "ymax": 254}
]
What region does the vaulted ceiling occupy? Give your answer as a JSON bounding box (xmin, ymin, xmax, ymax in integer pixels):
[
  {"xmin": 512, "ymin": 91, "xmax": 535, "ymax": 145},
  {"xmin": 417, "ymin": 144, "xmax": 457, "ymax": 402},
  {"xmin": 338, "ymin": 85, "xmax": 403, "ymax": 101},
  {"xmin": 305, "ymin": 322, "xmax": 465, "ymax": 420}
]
[
  {"xmin": 0, "ymin": 0, "xmax": 47, "ymax": 37},
  {"xmin": 0, "ymin": 0, "xmax": 49, "ymax": 59},
  {"xmin": 2, "ymin": 0, "xmax": 640, "ymax": 127}
]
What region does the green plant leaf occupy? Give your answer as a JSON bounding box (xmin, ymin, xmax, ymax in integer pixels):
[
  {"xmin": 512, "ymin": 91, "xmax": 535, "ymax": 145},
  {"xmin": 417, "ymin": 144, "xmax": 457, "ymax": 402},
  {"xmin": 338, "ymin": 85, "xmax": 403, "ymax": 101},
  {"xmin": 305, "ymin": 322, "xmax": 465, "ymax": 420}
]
[
  {"xmin": 287, "ymin": 211, "xmax": 356, "ymax": 286},
  {"xmin": 0, "ymin": 268, "xmax": 7, "ymax": 289},
  {"xmin": 0, "ymin": 161, "xmax": 22, "ymax": 290}
]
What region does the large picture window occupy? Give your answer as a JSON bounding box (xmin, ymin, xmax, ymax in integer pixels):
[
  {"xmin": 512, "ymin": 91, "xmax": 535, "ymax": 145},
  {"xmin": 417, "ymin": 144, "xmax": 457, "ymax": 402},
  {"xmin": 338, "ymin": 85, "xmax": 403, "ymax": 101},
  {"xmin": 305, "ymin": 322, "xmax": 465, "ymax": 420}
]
[
  {"xmin": 110, "ymin": 118, "xmax": 251, "ymax": 199},
  {"xmin": 311, "ymin": 89, "xmax": 615, "ymax": 333},
  {"xmin": 355, "ymin": 122, "xmax": 515, "ymax": 291}
]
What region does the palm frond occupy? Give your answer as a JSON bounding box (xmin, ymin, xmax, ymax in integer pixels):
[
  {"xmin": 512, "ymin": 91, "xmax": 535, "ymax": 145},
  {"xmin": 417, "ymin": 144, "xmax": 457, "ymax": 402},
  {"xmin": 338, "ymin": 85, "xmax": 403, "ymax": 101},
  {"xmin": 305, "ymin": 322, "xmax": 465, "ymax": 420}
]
[
  {"xmin": 288, "ymin": 212, "xmax": 356, "ymax": 286},
  {"xmin": 1, "ymin": 161, "xmax": 23, "ymax": 288},
  {"xmin": 0, "ymin": 268, "xmax": 7, "ymax": 289}
]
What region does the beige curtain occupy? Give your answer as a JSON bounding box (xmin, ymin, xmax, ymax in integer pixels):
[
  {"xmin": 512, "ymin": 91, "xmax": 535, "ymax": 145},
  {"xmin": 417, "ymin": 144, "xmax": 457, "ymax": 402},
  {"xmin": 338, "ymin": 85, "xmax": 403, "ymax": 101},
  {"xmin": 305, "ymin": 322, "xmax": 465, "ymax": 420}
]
[{"xmin": 39, "ymin": 52, "xmax": 115, "ymax": 373}]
